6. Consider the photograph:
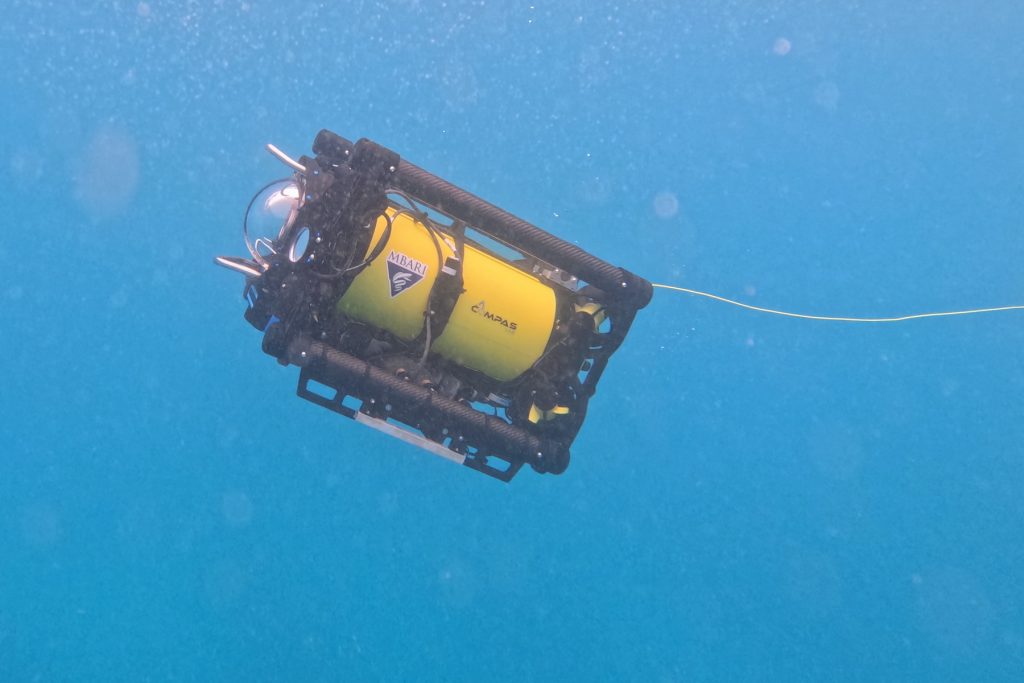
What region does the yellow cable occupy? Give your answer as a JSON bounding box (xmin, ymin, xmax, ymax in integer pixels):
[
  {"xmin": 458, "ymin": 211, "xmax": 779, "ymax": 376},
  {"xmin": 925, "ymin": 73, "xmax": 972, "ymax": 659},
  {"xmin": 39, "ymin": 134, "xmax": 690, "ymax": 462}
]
[{"xmin": 651, "ymin": 283, "xmax": 1024, "ymax": 323}]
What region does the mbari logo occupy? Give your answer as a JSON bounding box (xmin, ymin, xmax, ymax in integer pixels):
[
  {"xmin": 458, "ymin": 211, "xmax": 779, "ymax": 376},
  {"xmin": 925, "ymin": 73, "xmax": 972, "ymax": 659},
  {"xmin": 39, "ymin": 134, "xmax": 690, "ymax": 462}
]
[
  {"xmin": 386, "ymin": 251, "xmax": 427, "ymax": 298},
  {"xmin": 471, "ymin": 300, "xmax": 518, "ymax": 333}
]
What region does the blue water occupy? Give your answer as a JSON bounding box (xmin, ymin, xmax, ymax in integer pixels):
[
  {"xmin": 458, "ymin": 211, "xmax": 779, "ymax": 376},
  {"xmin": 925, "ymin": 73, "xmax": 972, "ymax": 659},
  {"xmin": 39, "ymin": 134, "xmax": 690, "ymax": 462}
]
[{"xmin": 2, "ymin": 1, "xmax": 1022, "ymax": 680}]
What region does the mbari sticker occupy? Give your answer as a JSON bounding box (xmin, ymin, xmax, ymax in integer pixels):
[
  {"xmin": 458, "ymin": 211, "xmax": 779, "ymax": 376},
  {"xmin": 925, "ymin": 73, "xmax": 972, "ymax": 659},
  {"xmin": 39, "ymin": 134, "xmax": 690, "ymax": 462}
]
[{"xmin": 386, "ymin": 250, "xmax": 428, "ymax": 297}]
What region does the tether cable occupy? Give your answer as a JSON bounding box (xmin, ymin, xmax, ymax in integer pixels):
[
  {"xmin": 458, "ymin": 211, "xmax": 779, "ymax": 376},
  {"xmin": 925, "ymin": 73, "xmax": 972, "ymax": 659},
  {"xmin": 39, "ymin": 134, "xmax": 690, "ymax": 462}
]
[{"xmin": 652, "ymin": 283, "xmax": 1024, "ymax": 322}]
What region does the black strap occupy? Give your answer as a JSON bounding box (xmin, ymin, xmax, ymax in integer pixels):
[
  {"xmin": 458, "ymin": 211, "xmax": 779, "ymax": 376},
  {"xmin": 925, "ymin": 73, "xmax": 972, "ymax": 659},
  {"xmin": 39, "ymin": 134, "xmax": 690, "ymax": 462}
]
[{"xmin": 424, "ymin": 220, "xmax": 466, "ymax": 341}]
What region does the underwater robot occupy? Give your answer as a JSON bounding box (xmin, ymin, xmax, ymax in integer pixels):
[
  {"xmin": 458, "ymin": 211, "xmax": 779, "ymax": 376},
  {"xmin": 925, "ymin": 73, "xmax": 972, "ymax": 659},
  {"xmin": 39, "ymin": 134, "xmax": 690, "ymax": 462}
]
[{"xmin": 217, "ymin": 130, "xmax": 651, "ymax": 480}]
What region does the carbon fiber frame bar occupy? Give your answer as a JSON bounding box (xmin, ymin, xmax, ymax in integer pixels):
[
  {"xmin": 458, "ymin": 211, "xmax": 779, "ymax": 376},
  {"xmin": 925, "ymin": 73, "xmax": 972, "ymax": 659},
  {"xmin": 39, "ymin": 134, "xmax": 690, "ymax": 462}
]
[
  {"xmin": 282, "ymin": 334, "xmax": 570, "ymax": 476},
  {"xmin": 393, "ymin": 159, "xmax": 652, "ymax": 308}
]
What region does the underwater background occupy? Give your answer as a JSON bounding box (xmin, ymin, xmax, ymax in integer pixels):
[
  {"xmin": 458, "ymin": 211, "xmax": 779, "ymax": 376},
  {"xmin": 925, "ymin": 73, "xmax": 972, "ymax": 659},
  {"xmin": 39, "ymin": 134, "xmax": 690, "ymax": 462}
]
[{"xmin": 2, "ymin": 1, "xmax": 1023, "ymax": 680}]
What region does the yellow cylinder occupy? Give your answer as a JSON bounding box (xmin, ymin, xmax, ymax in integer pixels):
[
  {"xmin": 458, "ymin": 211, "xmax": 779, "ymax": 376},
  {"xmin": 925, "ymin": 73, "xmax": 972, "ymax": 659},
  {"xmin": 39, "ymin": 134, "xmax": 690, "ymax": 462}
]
[{"xmin": 337, "ymin": 209, "xmax": 558, "ymax": 382}]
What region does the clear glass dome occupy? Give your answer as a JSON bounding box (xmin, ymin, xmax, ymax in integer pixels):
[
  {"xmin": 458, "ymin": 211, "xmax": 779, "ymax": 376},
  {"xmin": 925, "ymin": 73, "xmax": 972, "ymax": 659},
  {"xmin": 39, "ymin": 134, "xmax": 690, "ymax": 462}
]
[{"xmin": 245, "ymin": 180, "xmax": 301, "ymax": 244}]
